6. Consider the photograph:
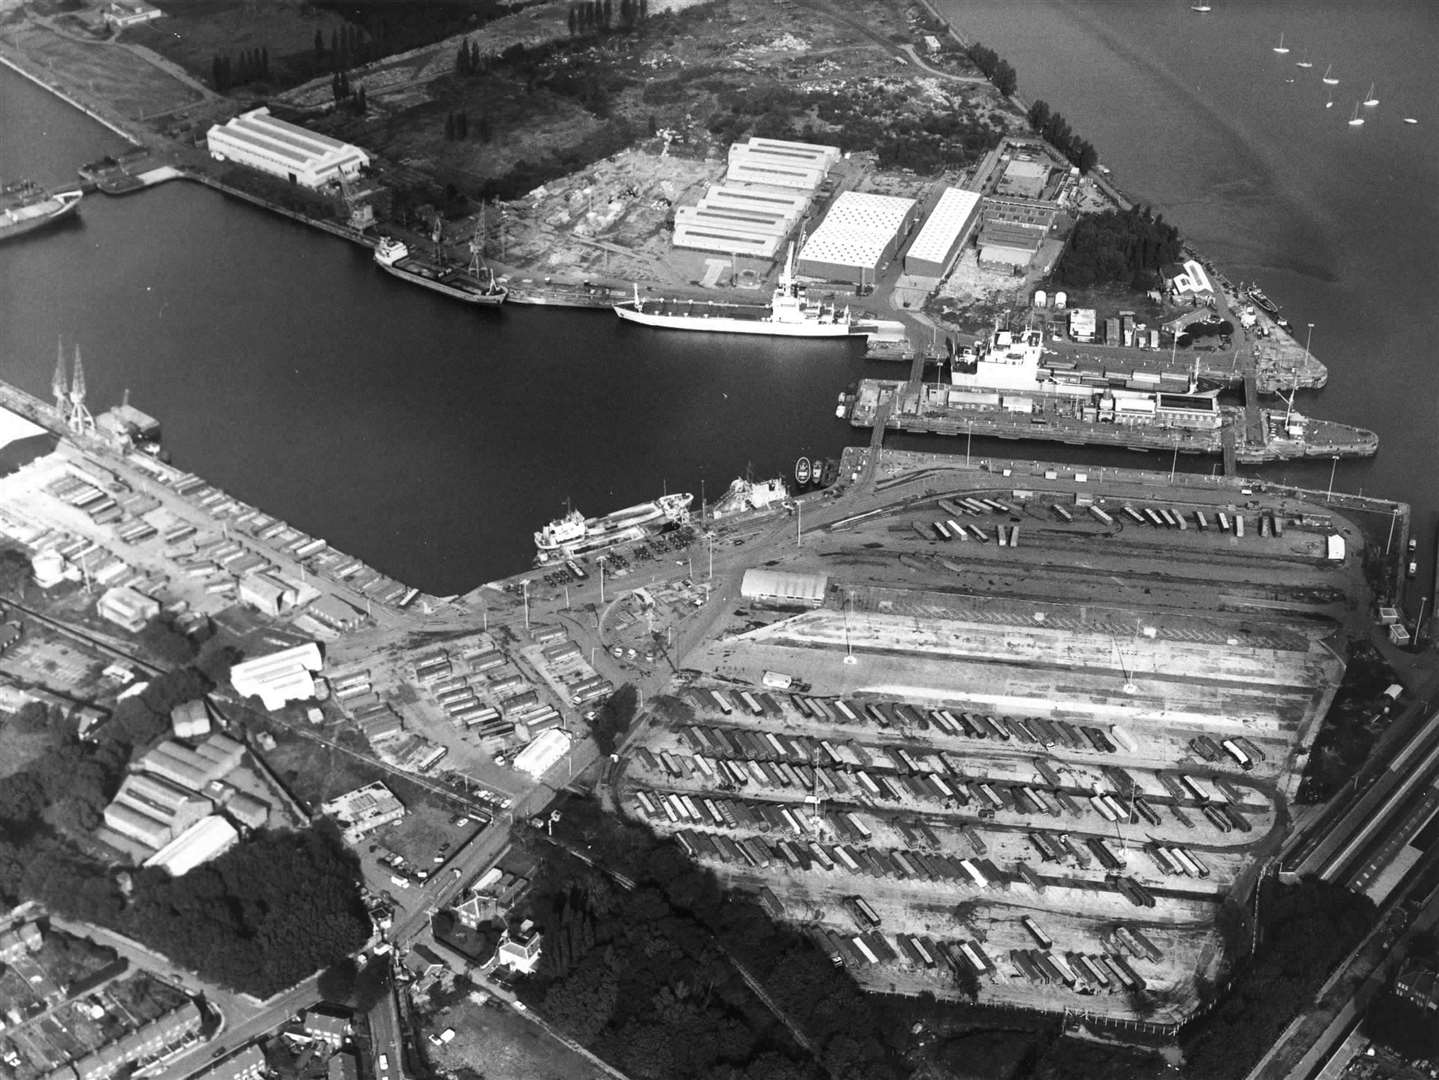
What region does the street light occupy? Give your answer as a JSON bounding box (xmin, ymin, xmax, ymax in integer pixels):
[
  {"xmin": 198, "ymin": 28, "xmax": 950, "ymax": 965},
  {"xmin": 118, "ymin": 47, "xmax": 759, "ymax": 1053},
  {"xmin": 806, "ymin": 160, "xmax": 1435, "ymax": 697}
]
[
  {"xmin": 1326, "ymin": 456, "xmax": 1338, "ymax": 499},
  {"xmin": 520, "ymin": 578, "xmax": 530, "ymax": 630},
  {"xmin": 1303, "ymin": 322, "xmax": 1314, "ymax": 361},
  {"xmin": 966, "ymin": 419, "xmax": 973, "ymax": 467}
]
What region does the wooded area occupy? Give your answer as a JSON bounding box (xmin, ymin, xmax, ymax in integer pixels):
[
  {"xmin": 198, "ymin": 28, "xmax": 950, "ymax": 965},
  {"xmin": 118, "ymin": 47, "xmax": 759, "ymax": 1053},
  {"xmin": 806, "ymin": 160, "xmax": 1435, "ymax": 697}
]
[{"xmin": 1054, "ymin": 206, "xmax": 1181, "ymax": 289}]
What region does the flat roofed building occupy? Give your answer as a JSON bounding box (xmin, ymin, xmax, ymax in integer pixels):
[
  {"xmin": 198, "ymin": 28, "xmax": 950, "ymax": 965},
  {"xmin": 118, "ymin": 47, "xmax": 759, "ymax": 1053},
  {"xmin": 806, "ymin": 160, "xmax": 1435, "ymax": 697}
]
[
  {"xmin": 982, "ymin": 194, "xmax": 1061, "ymax": 231},
  {"xmin": 97, "ymin": 585, "xmax": 159, "ymax": 633},
  {"xmin": 740, "ymin": 568, "xmax": 829, "ymax": 607},
  {"xmin": 321, "ymin": 780, "xmax": 405, "ymax": 841},
  {"xmin": 144, "ymin": 815, "xmax": 239, "ymax": 876},
  {"xmin": 798, "ymin": 191, "xmax": 919, "ymax": 283},
  {"xmin": 995, "ymin": 156, "xmax": 1050, "ymax": 199},
  {"xmin": 724, "ymin": 142, "xmax": 829, "ymax": 192},
  {"xmin": 103, "ymin": 1, "xmax": 163, "ymax": 28},
  {"xmin": 230, "ymin": 641, "xmax": 323, "ymax": 710},
  {"xmin": 207, "ymin": 107, "xmax": 370, "ymax": 190},
  {"xmin": 903, "ymin": 187, "xmax": 983, "ymax": 277},
  {"xmin": 170, "ymin": 699, "xmax": 210, "ymax": 739}
]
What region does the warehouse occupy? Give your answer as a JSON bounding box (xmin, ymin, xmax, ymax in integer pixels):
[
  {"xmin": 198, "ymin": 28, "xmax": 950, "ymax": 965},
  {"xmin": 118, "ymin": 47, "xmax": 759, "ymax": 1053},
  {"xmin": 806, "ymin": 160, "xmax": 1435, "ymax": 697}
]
[
  {"xmin": 143, "ymin": 815, "xmax": 240, "ymax": 877},
  {"xmin": 206, "ymin": 107, "xmax": 370, "ymax": 189},
  {"xmin": 740, "ymin": 569, "xmax": 829, "ymax": 608},
  {"xmin": 137, "ymin": 736, "xmax": 242, "ymax": 791},
  {"xmin": 725, "ymin": 137, "xmax": 838, "ymax": 191},
  {"xmin": 229, "ymin": 641, "xmax": 323, "ymax": 709},
  {"xmin": 797, "ymin": 191, "xmax": 919, "ymax": 284},
  {"xmin": 994, "ymin": 156, "xmax": 1050, "ymax": 199},
  {"xmin": 672, "ymin": 206, "xmax": 785, "ymax": 259},
  {"xmin": 902, "ymin": 187, "xmax": 983, "ymax": 277}
]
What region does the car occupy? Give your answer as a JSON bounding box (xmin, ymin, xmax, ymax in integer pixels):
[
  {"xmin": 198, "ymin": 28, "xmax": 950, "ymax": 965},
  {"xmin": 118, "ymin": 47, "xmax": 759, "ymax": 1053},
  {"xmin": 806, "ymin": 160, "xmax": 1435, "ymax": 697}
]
[
  {"xmin": 433, "ymin": 854, "xmax": 445, "ymax": 864},
  {"xmin": 450, "ymin": 815, "xmax": 469, "ymax": 828},
  {"xmin": 1408, "ymin": 560, "xmax": 1419, "ymax": 578}
]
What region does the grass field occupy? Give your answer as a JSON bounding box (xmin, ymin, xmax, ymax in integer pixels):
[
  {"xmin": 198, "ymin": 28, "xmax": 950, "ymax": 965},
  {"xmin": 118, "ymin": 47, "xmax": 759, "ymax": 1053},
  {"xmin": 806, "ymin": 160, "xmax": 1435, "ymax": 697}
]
[{"xmin": 426, "ymin": 999, "xmax": 608, "ymax": 1080}]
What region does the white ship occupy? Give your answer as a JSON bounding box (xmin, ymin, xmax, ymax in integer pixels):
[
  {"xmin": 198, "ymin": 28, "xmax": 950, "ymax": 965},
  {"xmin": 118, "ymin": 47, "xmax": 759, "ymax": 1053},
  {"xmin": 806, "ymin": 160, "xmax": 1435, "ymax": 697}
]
[
  {"xmin": 614, "ymin": 243, "xmax": 872, "ymax": 339},
  {"xmin": 534, "ymin": 492, "xmax": 693, "ymax": 560},
  {"xmin": 710, "ymin": 476, "xmax": 788, "ymax": 519}
]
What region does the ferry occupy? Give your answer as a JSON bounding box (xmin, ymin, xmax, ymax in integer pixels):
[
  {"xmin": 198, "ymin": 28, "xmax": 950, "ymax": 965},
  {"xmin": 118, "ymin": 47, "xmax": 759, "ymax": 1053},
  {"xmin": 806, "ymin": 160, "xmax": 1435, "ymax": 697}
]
[
  {"xmin": 0, "ymin": 183, "xmax": 82, "ymax": 244},
  {"xmin": 373, "ymin": 237, "xmax": 507, "ymax": 305},
  {"xmin": 534, "ymin": 493, "xmax": 692, "ymax": 560},
  {"xmin": 614, "ymin": 243, "xmax": 880, "ymax": 339}
]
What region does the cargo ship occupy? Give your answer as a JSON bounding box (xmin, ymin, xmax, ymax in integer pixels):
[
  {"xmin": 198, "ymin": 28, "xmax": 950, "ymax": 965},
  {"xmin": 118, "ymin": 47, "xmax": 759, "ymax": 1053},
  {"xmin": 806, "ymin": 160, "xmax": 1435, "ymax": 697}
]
[
  {"xmin": 837, "ymin": 324, "xmax": 1377, "ymax": 463},
  {"xmin": 0, "ymin": 183, "xmax": 82, "ymax": 244},
  {"xmin": 373, "ymin": 236, "xmax": 507, "ymax": 305},
  {"xmin": 613, "ymin": 243, "xmax": 903, "ymax": 340},
  {"xmin": 534, "ymin": 492, "xmax": 693, "ymax": 560}
]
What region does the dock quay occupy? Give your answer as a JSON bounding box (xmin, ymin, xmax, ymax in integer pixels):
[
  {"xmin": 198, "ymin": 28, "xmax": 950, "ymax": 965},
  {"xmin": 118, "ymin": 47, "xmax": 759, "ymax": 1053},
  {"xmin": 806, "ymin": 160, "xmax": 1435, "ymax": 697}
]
[
  {"xmin": 839, "ymin": 378, "xmax": 1377, "ymax": 465},
  {"xmin": 0, "ymin": 377, "xmax": 442, "ymax": 635}
]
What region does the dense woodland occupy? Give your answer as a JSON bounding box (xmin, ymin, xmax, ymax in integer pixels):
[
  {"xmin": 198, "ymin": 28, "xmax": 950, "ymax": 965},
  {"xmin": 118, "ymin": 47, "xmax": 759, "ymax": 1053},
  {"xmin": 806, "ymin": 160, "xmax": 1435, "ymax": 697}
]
[
  {"xmin": 1054, "ymin": 206, "xmax": 1182, "ymax": 289},
  {"xmin": 0, "ymin": 661, "xmax": 371, "ymax": 997}
]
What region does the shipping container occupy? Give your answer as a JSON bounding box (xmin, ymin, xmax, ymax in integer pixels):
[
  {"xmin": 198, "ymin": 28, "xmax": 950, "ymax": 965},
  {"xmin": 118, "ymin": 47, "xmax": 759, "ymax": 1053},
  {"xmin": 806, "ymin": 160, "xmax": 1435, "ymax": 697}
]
[
  {"xmin": 1034, "ymin": 758, "xmax": 1064, "ymax": 787},
  {"xmin": 1235, "ymin": 514, "xmax": 1245, "ymax": 538},
  {"xmin": 960, "ymin": 941, "xmax": 993, "ymax": 974},
  {"xmin": 1195, "ymin": 510, "xmax": 1209, "ymax": 530},
  {"xmin": 1217, "ymin": 511, "xmax": 1231, "ymax": 532},
  {"xmin": 847, "ymin": 896, "xmax": 882, "ymax": 929},
  {"xmin": 1021, "ymin": 915, "xmax": 1052, "ymax": 950}
]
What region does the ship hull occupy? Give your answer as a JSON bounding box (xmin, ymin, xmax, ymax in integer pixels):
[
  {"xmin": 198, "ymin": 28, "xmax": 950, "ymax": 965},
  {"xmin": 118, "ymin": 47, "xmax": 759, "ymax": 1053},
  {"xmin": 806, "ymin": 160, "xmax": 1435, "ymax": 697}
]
[
  {"xmin": 614, "ymin": 302, "xmax": 865, "ymax": 338},
  {"xmin": 0, "ymin": 191, "xmax": 81, "ymax": 244},
  {"xmin": 377, "ymin": 260, "xmax": 507, "ymax": 305}
]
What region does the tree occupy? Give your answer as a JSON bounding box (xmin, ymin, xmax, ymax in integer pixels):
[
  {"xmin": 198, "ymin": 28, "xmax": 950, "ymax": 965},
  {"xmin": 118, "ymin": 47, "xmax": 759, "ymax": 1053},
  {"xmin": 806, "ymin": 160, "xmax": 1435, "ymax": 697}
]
[
  {"xmin": 992, "ymin": 59, "xmax": 1017, "ymax": 97},
  {"xmin": 590, "ymin": 683, "xmax": 638, "ymax": 755},
  {"xmin": 1027, "ymin": 99, "xmax": 1051, "ymax": 132}
]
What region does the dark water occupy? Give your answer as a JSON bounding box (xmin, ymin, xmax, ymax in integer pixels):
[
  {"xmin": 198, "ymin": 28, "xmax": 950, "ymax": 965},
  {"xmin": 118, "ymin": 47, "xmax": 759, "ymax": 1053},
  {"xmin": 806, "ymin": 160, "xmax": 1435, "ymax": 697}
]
[{"xmin": 2, "ymin": 0, "xmax": 1437, "ymax": 593}]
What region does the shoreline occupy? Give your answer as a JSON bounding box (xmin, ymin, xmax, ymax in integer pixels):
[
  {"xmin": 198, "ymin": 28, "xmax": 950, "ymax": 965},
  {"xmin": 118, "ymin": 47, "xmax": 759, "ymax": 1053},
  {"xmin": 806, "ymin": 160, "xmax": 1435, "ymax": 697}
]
[{"xmin": 0, "ymin": 52, "xmax": 141, "ymax": 147}]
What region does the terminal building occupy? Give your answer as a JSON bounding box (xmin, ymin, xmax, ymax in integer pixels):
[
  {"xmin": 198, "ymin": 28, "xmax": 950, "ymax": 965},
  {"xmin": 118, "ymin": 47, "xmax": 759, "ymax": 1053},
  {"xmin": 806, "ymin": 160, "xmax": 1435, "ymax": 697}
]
[
  {"xmin": 206, "ymin": 107, "xmax": 370, "ymax": 189},
  {"xmin": 902, "ymin": 186, "xmax": 983, "ymax": 277},
  {"xmin": 796, "ymin": 191, "xmax": 919, "ymax": 285}
]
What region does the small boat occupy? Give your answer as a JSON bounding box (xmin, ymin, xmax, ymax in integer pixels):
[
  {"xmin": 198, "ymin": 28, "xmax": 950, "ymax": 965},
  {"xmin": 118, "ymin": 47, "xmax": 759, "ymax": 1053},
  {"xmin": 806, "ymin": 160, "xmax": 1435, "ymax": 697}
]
[
  {"xmin": 1190, "ymin": 2, "xmax": 1211, "ymax": 11},
  {"xmin": 1403, "ymin": 116, "xmax": 1419, "ymax": 125},
  {"xmin": 1247, "ymin": 285, "xmax": 1280, "ymax": 317},
  {"xmin": 1362, "ymin": 82, "xmax": 1379, "ymax": 107},
  {"xmin": 1325, "ymin": 91, "xmax": 1335, "ymax": 109},
  {"xmin": 1347, "ymin": 102, "xmax": 1364, "ymax": 127},
  {"xmin": 1322, "ymin": 64, "xmax": 1339, "ymax": 85},
  {"xmin": 1295, "ymin": 49, "xmax": 1313, "ymax": 69},
  {"xmin": 1272, "ymin": 33, "xmax": 1290, "ymax": 55}
]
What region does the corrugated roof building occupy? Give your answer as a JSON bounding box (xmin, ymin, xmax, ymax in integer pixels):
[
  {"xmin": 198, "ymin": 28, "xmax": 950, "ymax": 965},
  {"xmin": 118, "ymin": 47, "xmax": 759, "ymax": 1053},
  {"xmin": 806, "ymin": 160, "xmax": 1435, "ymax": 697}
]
[
  {"xmin": 740, "ymin": 569, "xmax": 829, "ymax": 607},
  {"xmin": 207, "ymin": 108, "xmax": 370, "ymax": 190},
  {"xmin": 143, "ymin": 815, "xmax": 240, "ymax": 877},
  {"xmin": 797, "ymin": 191, "xmax": 919, "ymax": 284},
  {"xmin": 902, "ymin": 187, "xmax": 983, "ymax": 277}
]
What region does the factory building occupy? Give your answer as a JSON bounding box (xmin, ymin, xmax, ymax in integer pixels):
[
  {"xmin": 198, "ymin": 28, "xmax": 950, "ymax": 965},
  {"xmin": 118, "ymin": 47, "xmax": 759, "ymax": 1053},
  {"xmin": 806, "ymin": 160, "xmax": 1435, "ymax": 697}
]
[
  {"xmin": 229, "ymin": 641, "xmax": 324, "ymax": 710},
  {"xmin": 797, "ymin": 191, "xmax": 919, "ymax": 284},
  {"xmin": 671, "ymin": 206, "xmax": 786, "ymax": 260},
  {"xmin": 902, "ymin": 187, "xmax": 983, "ymax": 277},
  {"xmin": 137, "ymin": 733, "xmax": 244, "ymax": 791},
  {"xmin": 207, "ymin": 108, "xmax": 369, "ymax": 190},
  {"xmin": 103, "ymin": 772, "xmax": 213, "ymax": 851},
  {"xmin": 977, "ymin": 219, "xmax": 1046, "ymax": 272},
  {"xmin": 740, "ymin": 569, "xmax": 830, "ymax": 608},
  {"xmin": 143, "ymin": 815, "xmax": 240, "ymax": 877},
  {"xmin": 724, "ymin": 137, "xmax": 839, "ymax": 191}
]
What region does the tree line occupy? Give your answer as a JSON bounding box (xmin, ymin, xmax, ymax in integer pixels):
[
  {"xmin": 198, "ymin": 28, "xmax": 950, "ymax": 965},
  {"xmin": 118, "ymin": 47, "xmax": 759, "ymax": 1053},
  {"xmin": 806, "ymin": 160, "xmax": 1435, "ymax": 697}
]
[
  {"xmin": 210, "ymin": 48, "xmax": 270, "ymax": 93},
  {"xmin": 964, "ymin": 41, "xmax": 1017, "ymax": 97},
  {"xmin": 567, "ymin": 0, "xmax": 649, "ymax": 36},
  {"xmin": 1025, "ymin": 100, "xmax": 1099, "ymax": 175}
]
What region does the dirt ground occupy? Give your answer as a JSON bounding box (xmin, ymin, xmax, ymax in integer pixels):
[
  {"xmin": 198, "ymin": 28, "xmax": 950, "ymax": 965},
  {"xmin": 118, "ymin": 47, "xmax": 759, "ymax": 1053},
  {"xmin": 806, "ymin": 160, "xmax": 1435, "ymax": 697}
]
[{"xmin": 425, "ymin": 998, "xmax": 609, "ymax": 1080}]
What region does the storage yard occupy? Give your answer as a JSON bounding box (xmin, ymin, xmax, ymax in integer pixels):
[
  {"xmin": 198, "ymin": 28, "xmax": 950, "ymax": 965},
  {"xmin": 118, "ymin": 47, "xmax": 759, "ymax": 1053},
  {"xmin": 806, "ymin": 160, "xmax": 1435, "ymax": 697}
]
[{"xmin": 615, "ymin": 462, "xmax": 1368, "ymax": 1023}]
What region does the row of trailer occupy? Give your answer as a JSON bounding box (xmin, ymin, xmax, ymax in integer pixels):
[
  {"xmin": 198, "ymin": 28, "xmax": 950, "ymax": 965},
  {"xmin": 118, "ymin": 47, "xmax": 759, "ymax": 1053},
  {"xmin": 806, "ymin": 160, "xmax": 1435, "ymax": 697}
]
[
  {"xmin": 680, "ymin": 685, "xmax": 1126, "ymax": 757},
  {"xmin": 916, "ymin": 518, "xmax": 1021, "ymax": 548},
  {"xmin": 1010, "ymin": 948, "xmax": 1146, "ymax": 994},
  {"xmin": 813, "ymin": 925, "xmax": 996, "ymax": 978},
  {"xmin": 1190, "ymin": 734, "xmax": 1265, "ymax": 772}
]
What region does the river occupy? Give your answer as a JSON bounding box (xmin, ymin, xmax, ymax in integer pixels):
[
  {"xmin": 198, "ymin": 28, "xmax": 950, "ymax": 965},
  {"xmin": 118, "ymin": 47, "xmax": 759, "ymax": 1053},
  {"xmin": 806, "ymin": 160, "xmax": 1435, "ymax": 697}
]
[{"xmin": 1, "ymin": 0, "xmax": 1436, "ymax": 596}]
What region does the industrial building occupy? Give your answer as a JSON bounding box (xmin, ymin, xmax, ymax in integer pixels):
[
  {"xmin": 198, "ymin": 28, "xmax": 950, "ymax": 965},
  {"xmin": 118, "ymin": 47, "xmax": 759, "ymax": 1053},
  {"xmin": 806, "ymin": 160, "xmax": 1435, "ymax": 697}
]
[
  {"xmin": 724, "ymin": 137, "xmax": 839, "ymax": 191},
  {"xmin": 902, "ymin": 187, "xmax": 983, "ymax": 277},
  {"xmin": 206, "ymin": 107, "xmax": 370, "ymax": 190},
  {"xmin": 321, "ymin": 781, "xmax": 405, "ymax": 842},
  {"xmin": 170, "ymin": 698, "xmax": 211, "ymax": 739},
  {"xmin": 977, "ymin": 219, "xmax": 1046, "ymax": 272},
  {"xmin": 103, "ymin": 771, "xmax": 212, "ymax": 850},
  {"xmin": 797, "ymin": 191, "xmax": 919, "ymax": 284},
  {"xmin": 672, "ymin": 167, "xmax": 817, "ymax": 258},
  {"xmin": 143, "ymin": 815, "xmax": 240, "ymax": 877},
  {"xmin": 229, "ymin": 641, "xmax": 323, "ymax": 709},
  {"xmin": 138, "ymin": 733, "xmax": 244, "ymax": 791},
  {"xmin": 513, "ymin": 728, "xmax": 572, "ymax": 779},
  {"xmin": 739, "ymin": 568, "xmax": 829, "ymax": 607},
  {"xmin": 238, "ymin": 573, "xmax": 298, "ymax": 617}
]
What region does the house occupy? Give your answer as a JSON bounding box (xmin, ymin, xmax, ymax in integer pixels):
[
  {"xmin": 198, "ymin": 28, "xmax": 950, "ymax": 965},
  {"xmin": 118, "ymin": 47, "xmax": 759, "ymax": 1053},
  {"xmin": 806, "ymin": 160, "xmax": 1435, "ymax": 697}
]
[
  {"xmin": 302, "ymin": 1006, "xmax": 351, "ymax": 1046},
  {"xmin": 327, "ymin": 1050, "xmax": 360, "ymax": 1080},
  {"xmin": 408, "ymin": 944, "xmax": 446, "ymax": 979},
  {"xmin": 103, "ymin": 1, "xmax": 163, "ymax": 28},
  {"xmin": 0, "ymin": 921, "xmax": 43, "ymax": 963},
  {"xmin": 496, "ymin": 920, "xmax": 543, "ymax": 975}
]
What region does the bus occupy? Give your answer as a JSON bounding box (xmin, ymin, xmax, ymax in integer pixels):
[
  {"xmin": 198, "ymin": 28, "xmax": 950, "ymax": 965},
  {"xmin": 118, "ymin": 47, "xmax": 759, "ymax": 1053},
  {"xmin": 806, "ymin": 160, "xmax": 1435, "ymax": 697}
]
[
  {"xmin": 981, "ymin": 715, "xmax": 1012, "ymax": 741},
  {"xmin": 709, "ymin": 689, "xmax": 734, "ymax": 715},
  {"xmin": 1086, "ymin": 838, "xmax": 1122, "ymax": 871},
  {"xmin": 674, "ymin": 830, "xmax": 696, "ymax": 855},
  {"xmin": 1052, "ymin": 504, "xmax": 1074, "ymax": 523},
  {"xmin": 863, "ymin": 703, "xmax": 890, "ymax": 728},
  {"xmin": 959, "ymin": 941, "xmax": 993, "ymax": 975},
  {"xmin": 847, "ymin": 896, "xmax": 882, "ymax": 929},
  {"xmin": 1028, "ymin": 832, "xmax": 1059, "ymax": 862},
  {"xmin": 1021, "ymin": 915, "xmax": 1052, "ymax": 950},
  {"xmin": 1143, "ymin": 507, "xmax": 1165, "ymax": 527},
  {"xmin": 1220, "ymin": 738, "xmax": 1254, "ymax": 770},
  {"xmin": 1202, "ymin": 804, "xmax": 1234, "ymax": 832},
  {"xmin": 636, "ymin": 791, "xmax": 657, "ymax": 817},
  {"xmin": 1149, "ymin": 846, "xmax": 1180, "ymax": 875},
  {"xmin": 997, "ymin": 525, "xmax": 1009, "ymax": 548},
  {"xmin": 1034, "ymin": 758, "xmax": 1063, "ymax": 787},
  {"xmin": 808, "ymin": 843, "xmax": 835, "ymax": 871},
  {"xmin": 1089, "ymin": 505, "xmax": 1115, "ymax": 526},
  {"xmin": 1235, "ymin": 514, "xmax": 1245, "ymax": 538},
  {"xmin": 844, "ymin": 812, "xmax": 872, "ymax": 841},
  {"xmin": 959, "ymin": 859, "xmax": 990, "ymax": 887}
]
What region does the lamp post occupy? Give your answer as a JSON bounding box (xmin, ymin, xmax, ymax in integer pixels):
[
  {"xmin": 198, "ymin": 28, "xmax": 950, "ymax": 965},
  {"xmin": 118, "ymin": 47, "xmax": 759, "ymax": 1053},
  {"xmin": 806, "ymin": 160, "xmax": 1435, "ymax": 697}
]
[
  {"xmin": 520, "ymin": 578, "xmax": 530, "ymax": 631},
  {"xmin": 1169, "ymin": 438, "xmax": 1179, "ymax": 484},
  {"xmin": 966, "ymin": 419, "xmax": 973, "ymax": 467},
  {"xmin": 1326, "ymin": 456, "xmax": 1338, "ymax": 499},
  {"xmin": 1303, "ymin": 322, "xmax": 1314, "ymax": 361}
]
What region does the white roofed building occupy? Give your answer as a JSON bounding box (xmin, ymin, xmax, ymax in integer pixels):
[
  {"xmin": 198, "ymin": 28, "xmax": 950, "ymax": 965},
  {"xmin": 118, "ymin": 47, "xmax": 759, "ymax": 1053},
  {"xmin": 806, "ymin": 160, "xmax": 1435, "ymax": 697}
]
[
  {"xmin": 513, "ymin": 729, "xmax": 572, "ymax": 779},
  {"xmin": 724, "ymin": 137, "xmax": 838, "ymax": 192},
  {"xmin": 206, "ymin": 107, "xmax": 370, "ymax": 190},
  {"xmin": 902, "ymin": 187, "xmax": 983, "ymax": 277},
  {"xmin": 97, "ymin": 585, "xmax": 159, "ymax": 633},
  {"xmin": 229, "ymin": 641, "xmax": 323, "ymax": 710},
  {"xmin": 797, "ymin": 191, "xmax": 919, "ymax": 284},
  {"xmin": 143, "ymin": 815, "xmax": 239, "ymax": 876},
  {"xmin": 740, "ymin": 569, "xmax": 829, "ymax": 607}
]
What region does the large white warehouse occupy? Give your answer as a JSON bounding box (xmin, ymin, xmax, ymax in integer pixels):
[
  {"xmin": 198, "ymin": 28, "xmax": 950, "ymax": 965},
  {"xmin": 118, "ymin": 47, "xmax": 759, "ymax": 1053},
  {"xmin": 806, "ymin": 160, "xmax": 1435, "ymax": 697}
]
[
  {"xmin": 797, "ymin": 191, "xmax": 919, "ymax": 284},
  {"xmin": 903, "ymin": 187, "xmax": 982, "ymax": 277},
  {"xmin": 206, "ymin": 108, "xmax": 370, "ymax": 189}
]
